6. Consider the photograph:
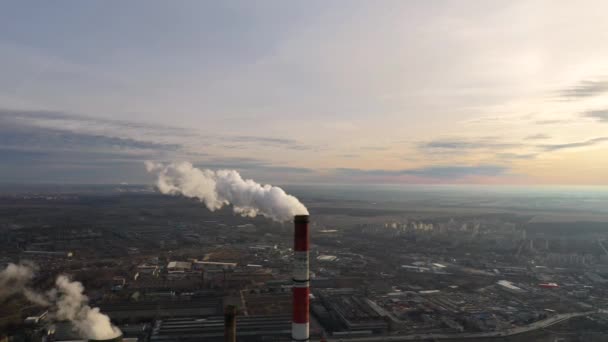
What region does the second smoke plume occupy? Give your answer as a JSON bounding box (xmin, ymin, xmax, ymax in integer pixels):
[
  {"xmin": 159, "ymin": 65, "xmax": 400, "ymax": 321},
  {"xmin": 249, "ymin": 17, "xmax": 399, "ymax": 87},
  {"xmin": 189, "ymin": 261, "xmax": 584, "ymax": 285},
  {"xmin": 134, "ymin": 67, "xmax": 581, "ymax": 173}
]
[
  {"xmin": 0, "ymin": 263, "xmax": 121, "ymax": 340},
  {"xmin": 145, "ymin": 161, "xmax": 308, "ymax": 222}
]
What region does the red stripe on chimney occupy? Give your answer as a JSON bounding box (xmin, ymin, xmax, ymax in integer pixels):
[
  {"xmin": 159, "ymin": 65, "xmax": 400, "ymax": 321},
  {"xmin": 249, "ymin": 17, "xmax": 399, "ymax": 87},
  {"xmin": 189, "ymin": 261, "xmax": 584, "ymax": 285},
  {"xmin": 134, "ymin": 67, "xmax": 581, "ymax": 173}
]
[
  {"xmin": 294, "ymin": 221, "xmax": 309, "ymax": 251},
  {"xmin": 293, "ymin": 286, "xmax": 310, "ymax": 323}
]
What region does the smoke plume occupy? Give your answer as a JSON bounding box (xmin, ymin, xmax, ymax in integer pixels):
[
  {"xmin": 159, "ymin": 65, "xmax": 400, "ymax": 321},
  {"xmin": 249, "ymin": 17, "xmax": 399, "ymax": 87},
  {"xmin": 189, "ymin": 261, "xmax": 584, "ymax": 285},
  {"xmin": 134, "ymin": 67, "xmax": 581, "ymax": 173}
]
[
  {"xmin": 51, "ymin": 275, "xmax": 122, "ymax": 340},
  {"xmin": 145, "ymin": 161, "xmax": 308, "ymax": 222},
  {"xmin": 0, "ymin": 263, "xmax": 121, "ymax": 340},
  {"xmin": 0, "ymin": 262, "xmax": 49, "ymax": 306}
]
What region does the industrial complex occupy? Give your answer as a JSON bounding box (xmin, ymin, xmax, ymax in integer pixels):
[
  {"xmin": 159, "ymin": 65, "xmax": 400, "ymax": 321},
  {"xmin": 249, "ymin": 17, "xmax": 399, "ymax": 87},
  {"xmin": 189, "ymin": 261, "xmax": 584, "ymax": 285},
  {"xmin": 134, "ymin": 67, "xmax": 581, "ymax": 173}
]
[{"xmin": 2, "ymin": 189, "xmax": 608, "ymax": 341}]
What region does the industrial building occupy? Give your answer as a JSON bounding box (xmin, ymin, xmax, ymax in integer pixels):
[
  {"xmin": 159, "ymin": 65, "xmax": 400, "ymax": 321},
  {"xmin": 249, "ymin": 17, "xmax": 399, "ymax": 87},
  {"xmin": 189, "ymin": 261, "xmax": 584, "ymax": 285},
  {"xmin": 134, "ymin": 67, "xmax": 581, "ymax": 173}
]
[
  {"xmin": 100, "ymin": 298, "xmax": 222, "ymax": 322},
  {"xmin": 496, "ymin": 280, "xmax": 526, "ymax": 294},
  {"xmin": 45, "ymin": 322, "xmax": 139, "ymax": 342},
  {"xmin": 150, "ymin": 315, "xmax": 292, "ymax": 342},
  {"xmin": 315, "ymin": 289, "xmax": 389, "ymax": 334},
  {"xmin": 167, "ymin": 261, "xmax": 192, "ymax": 273},
  {"xmin": 192, "ymin": 260, "xmax": 237, "ymax": 270}
]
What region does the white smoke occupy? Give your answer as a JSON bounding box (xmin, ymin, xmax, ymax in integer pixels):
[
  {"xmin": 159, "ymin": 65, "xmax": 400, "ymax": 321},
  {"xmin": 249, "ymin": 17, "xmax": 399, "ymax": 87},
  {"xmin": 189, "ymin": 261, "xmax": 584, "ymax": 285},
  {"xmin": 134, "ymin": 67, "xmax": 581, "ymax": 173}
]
[
  {"xmin": 0, "ymin": 263, "xmax": 35, "ymax": 293},
  {"xmin": 51, "ymin": 275, "xmax": 121, "ymax": 340},
  {"xmin": 0, "ymin": 263, "xmax": 121, "ymax": 340},
  {"xmin": 0, "ymin": 262, "xmax": 48, "ymax": 306},
  {"xmin": 145, "ymin": 161, "xmax": 308, "ymax": 222}
]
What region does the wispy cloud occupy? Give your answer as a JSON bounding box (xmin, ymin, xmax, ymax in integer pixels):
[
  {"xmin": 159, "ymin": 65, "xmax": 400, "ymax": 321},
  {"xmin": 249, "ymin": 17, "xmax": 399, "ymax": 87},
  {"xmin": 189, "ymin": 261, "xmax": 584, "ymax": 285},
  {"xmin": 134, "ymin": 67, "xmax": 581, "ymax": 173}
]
[
  {"xmin": 463, "ymin": 113, "xmax": 534, "ymax": 125},
  {"xmin": 0, "ymin": 120, "xmax": 181, "ymax": 152},
  {"xmin": 403, "ymin": 165, "xmax": 508, "ymax": 178},
  {"xmin": 231, "ymin": 136, "xmax": 297, "ymax": 145},
  {"xmin": 0, "ymin": 147, "xmax": 161, "ymax": 184},
  {"xmin": 539, "ymin": 137, "xmax": 608, "ymax": 151},
  {"xmin": 192, "ymin": 157, "xmax": 312, "ymax": 174},
  {"xmin": 360, "ymin": 146, "xmax": 389, "ymax": 151},
  {"xmin": 2, "ymin": 108, "xmax": 320, "ymax": 153},
  {"xmin": 334, "ymin": 164, "xmax": 508, "ymax": 179},
  {"xmin": 524, "ymin": 134, "xmax": 551, "ymax": 140},
  {"xmin": 1, "ymin": 109, "xmax": 192, "ymax": 136},
  {"xmin": 419, "ymin": 137, "xmax": 520, "ymax": 153},
  {"xmin": 584, "ymin": 110, "xmax": 608, "ymax": 122},
  {"xmin": 558, "ymin": 80, "xmax": 608, "ymax": 99},
  {"xmin": 219, "ymin": 135, "xmax": 315, "ymax": 151},
  {"xmin": 496, "ymin": 152, "xmax": 537, "ymax": 160},
  {"xmin": 534, "ymin": 119, "xmax": 575, "ymax": 125},
  {"xmin": 0, "ymin": 110, "xmax": 185, "ymax": 184}
]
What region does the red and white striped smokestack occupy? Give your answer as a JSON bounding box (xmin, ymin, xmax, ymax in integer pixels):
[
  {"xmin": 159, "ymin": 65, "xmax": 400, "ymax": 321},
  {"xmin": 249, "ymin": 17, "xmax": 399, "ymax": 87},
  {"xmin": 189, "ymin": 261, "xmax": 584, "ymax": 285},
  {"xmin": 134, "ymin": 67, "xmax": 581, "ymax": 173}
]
[{"xmin": 293, "ymin": 215, "xmax": 310, "ymax": 342}]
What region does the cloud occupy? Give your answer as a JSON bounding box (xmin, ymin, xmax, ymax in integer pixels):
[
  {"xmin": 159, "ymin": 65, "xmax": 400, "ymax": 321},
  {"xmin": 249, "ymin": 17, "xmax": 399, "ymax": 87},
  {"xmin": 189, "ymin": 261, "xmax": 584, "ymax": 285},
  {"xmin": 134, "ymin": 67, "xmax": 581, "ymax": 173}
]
[
  {"xmin": 534, "ymin": 119, "xmax": 574, "ymax": 125},
  {"xmin": 558, "ymin": 80, "xmax": 608, "ymax": 99},
  {"xmin": 0, "ymin": 110, "xmax": 187, "ymax": 183},
  {"xmin": 539, "ymin": 137, "xmax": 608, "ymax": 151},
  {"xmin": 0, "ymin": 148, "xmax": 49, "ymax": 162},
  {"xmin": 463, "ymin": 113, "xmax": 535, "ymax": 125},
  {"xmin": 219, "ymin": 135, "xmax": 314, "ymax": 151},
  {"xmin": 360, "ymin": 146, "xmax": 389, "ymax": 151},
  {"xmin": 0, "ymin": 121, "xmax": 181, "ymax": 152},
  {"xmin": 0, "ymin": 108, "xmax": 320, "ymax": 183},
  {"xmin": 194, "ymin": 157, "xmax": 313, "ymax": 174},
  {"xmin": 496, "ymin": 152, "xmax": 537, "ymax": 160},
  {"xmin": 419, "ymin": 137, "xmax": 520, "ymax": 152},
  {"xmin": 333, "ymin": 168, "xmax": 399, "ymax": 177},
  {"xmin": 402, "ymin": 165, "xmax": 508, "ymax": 178},
  {"xmin": 0, "ymin": 148, "xmax": 155, "ymax": 184},
  {"xmin": 0, "ymin": 147, "xmax": 158, "ymax": 164},
  {"xmin": 1, "ymin": 109, "xmax": 192, "ymax": 136},
  {"xmin": 256, "ymin": 166, "xmax": 313, "ymax": 173},
  {"xmin": 2, "ymin": 109, "xmax": 317, "ymax": 152},
  {"xmin": 524, "ymin": 134, "xmax": 550, "ymax": 140},
  {"xmin": 0, "ymin": 147, "xmax": 313, "ymax": 184},
  {"xmin": 334, "ymin": 164, "xmax": 508, "ymax": 179},
  {"xmin": 463, "ymin": 116, "xmax": 510, "ymax": 125},
  {"xmin": 584, "ymin": 110, "xmax": 608, "ymax": 122},
  {"xmin": 231, "ymin": 136, "xmax": 297, "ymax": 145}
]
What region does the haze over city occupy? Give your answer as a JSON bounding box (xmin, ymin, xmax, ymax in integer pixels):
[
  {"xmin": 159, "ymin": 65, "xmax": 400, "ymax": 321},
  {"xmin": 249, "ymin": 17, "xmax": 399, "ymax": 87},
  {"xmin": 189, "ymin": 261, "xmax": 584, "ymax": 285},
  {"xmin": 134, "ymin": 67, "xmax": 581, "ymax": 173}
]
[{"xmin": 1, "ymin": 1, "xmax": 608, "ymax": 185}]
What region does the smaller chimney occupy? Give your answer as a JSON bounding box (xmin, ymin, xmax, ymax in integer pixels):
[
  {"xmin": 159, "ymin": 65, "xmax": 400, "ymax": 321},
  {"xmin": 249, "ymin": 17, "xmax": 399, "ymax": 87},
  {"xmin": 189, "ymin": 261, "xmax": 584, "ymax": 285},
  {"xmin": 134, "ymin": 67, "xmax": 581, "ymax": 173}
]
[
  {"xmin": 293, "ymin": 215, "xmax": 310, "ymax": 341},
  {"xmin": 224, "ymin": 305, "xmax": 237, "ymax": 342}
]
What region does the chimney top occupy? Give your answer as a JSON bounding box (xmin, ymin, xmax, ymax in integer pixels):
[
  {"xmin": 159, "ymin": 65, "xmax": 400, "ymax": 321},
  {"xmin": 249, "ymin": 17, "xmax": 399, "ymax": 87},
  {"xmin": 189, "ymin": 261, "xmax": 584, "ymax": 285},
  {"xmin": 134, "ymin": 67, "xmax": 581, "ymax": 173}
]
[{"xmin": 294, "ymin": 215, "xmax": 309, "ymax": 223}]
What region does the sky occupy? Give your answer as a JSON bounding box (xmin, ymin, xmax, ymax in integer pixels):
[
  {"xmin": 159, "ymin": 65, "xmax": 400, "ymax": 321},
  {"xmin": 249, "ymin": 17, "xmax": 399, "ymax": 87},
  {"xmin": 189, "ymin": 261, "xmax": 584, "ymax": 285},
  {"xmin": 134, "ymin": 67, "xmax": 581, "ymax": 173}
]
[{"xmin": 1, "ymin": 0, "xmax": 607, "ymax": 185}]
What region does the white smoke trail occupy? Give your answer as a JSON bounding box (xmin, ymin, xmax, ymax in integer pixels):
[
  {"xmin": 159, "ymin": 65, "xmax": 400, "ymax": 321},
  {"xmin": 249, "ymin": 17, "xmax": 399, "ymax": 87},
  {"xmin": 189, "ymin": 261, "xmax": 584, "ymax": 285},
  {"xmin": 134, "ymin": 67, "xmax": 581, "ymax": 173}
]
[
  {"xmin": 0, "ymin": 263, "xmax": 121, "ymax": 340},
  {"xmin": 145, "ymin": 161, "xmax": 308, "ymax": 222},
  {"xmin": 51, "ymin": 275, "xmax": 122, "ymax": 340},
  {"xmin": 0, "ymin": 262, "xmax": 35, "ymax": 300},
  {"xmin": 0, "ymin": 262, "xmax": 48, "ymax": 305}
]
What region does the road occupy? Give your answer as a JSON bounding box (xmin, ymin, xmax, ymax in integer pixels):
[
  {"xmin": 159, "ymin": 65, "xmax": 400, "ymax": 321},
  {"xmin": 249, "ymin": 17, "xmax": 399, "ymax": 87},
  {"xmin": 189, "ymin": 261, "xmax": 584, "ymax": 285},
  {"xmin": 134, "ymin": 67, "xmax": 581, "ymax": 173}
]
[{"xmin": 326, "ymin": 311, "xmax": 597, "ymax": 341}]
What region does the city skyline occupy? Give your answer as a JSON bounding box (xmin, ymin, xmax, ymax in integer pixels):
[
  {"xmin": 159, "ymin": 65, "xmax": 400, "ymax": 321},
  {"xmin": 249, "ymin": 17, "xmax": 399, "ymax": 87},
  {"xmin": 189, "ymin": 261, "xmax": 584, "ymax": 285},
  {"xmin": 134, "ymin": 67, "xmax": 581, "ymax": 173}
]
[{"xmin": 1, "ymin": 1, "xmax": 608, "ymax": 184}]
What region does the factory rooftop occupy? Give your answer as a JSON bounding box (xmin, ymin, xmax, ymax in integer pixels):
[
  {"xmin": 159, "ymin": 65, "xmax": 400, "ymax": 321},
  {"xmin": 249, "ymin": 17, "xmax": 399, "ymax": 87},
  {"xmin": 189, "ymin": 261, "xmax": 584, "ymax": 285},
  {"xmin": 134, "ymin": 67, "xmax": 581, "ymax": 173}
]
[{"xmin": 151, "ymin": 315, "xmax": 292, "ymax": 342}]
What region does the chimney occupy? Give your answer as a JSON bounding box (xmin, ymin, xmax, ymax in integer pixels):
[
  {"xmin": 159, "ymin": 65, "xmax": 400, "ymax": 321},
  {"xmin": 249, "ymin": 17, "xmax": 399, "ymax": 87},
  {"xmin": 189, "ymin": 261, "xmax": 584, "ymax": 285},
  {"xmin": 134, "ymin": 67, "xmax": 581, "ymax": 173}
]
[
  {"xmin": 293, "ymin": 215, "xmax": 310, "ymax": 341},
  {"xmin": 224, "ymin": 305, "xmax": 237, "ymax": 342}
]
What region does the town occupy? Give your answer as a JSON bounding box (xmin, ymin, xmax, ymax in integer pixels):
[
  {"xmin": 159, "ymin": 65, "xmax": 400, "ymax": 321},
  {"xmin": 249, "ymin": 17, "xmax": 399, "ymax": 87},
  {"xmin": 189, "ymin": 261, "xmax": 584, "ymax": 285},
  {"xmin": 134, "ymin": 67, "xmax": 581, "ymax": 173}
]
[{"xmin": 2, "ymin": 186, "xmax": 608, "ymax": 341}]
